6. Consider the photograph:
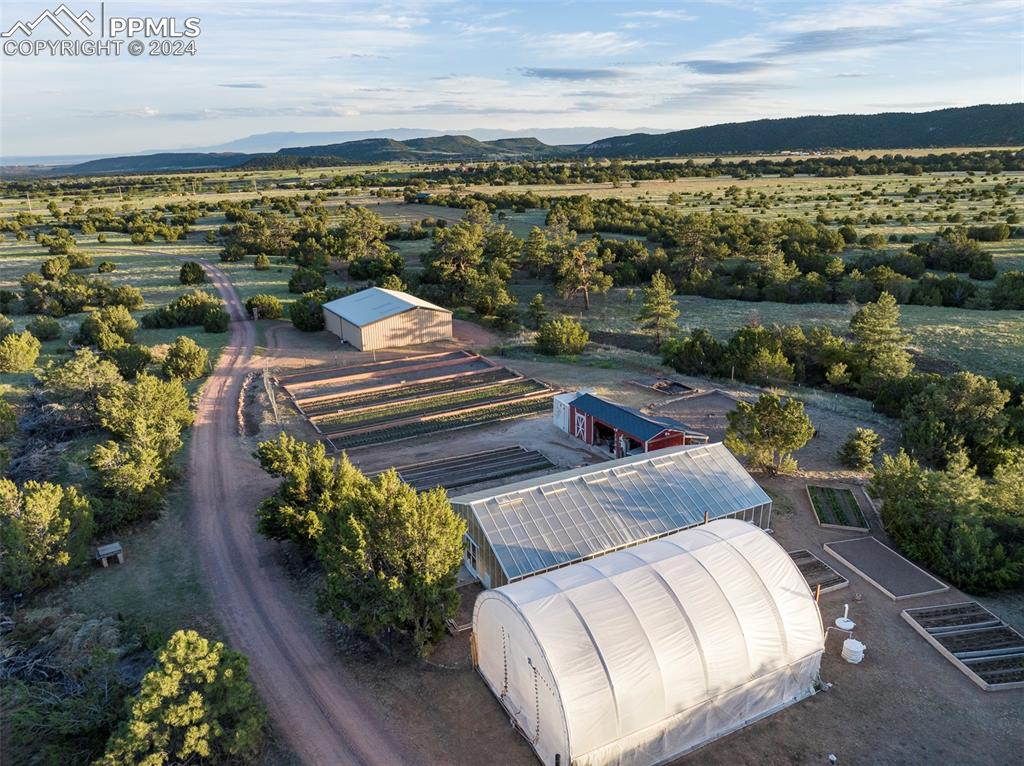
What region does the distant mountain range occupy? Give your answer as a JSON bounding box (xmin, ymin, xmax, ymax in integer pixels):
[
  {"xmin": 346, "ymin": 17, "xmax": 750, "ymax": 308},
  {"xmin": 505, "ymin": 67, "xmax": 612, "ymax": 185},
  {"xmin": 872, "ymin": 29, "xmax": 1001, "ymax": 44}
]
[
  {"xmin": 9, "ymin": 104, "xmax": 1021, "ymax": 176},
  {"xmin": 578, "ymin": 104, "xmax": 1024, "ymax": 157},
  {"xmin": 182, "ymin": 126, "xmax": 664, "ymax": 154}
]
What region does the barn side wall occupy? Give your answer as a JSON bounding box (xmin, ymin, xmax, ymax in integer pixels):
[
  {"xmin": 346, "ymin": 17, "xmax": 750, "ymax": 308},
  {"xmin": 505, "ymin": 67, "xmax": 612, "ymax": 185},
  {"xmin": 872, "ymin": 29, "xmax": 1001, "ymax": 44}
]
[
  {"xmin": 359, "ymin": 308, "xmax": 452, "ymax": 351},
  {"xmin": 323, "ymin": 309, "xmax": 344, "ymax": 339}
]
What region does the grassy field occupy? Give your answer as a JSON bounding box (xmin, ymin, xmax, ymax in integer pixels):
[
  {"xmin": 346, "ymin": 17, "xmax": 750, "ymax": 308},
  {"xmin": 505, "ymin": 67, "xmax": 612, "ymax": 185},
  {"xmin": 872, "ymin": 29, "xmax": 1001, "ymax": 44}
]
[
  {"xmin": 50, "ymin": 442, "xmax": 218, "ymax": 638},
  {"xmin": 512, "ymin": 282, "xmax": 1024, "ymax": 379}
]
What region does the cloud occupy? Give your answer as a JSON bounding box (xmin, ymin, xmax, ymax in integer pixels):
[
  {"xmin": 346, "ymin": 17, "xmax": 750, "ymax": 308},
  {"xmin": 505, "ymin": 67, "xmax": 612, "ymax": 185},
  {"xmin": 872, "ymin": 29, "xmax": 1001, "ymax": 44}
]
[
  {"xmin": 217, "ymin": 83, "xmax": 266, "ymax": 89},
  {"xmin": 331, "ymin": 52, "xmax": 390, "ymax": 60},
  {"xmin": 452, "ymin": 22, "xmax": 513, "ymax": 35},
  {"xmin": 676, "ymin": 59, "xmax": 770, "ymax": 74},
  {"xmin": 530, "ymin": 31, "xmax": 644, "ymax": 56},
  {"xmin": 520, "ymin": 67, "xmax": 624, "ymax": 81},
  {"xmin": 83, "ymin": 105, "xmax": 360, "ymax": 121},
  {"xmin": 865, "ymin": 100, "xmax": 959, "ymax": 110},
  {"xmin": 771, "ymin": 25, "xmax": 926, "ymax": 57},
  {"xmin": 619, "ymin": 10, "xmax": 696, "ymax": 21}
]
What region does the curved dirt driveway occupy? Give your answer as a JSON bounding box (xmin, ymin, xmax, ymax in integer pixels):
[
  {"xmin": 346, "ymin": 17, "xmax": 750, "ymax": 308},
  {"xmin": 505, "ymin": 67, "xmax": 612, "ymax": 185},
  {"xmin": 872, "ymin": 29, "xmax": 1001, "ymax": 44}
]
[{"xmin": 180, "ymin": 257, "xmax": 416, "ymax": 766}]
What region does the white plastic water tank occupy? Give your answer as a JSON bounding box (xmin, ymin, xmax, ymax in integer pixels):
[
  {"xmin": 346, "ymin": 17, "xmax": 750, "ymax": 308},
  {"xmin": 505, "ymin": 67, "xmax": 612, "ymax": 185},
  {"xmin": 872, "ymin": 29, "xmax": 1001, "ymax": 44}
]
[{"xmin": 841, "ymin": 638, "xmax": 866, "ymax": 664}]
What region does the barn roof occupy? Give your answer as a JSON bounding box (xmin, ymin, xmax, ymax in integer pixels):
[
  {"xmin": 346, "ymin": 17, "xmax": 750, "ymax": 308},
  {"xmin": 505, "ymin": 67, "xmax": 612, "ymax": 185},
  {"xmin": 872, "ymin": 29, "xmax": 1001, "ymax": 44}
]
[
  {"xmin": 451, "ymin": 442, "xmax": 771, "ymax": 582},
  {"xmin": 571, "ymin": 393, "xmax": 702, "ymax": 442},
  {"xmin": 322, "ymin": 287, "xmax": 450, "ymax": 327}
]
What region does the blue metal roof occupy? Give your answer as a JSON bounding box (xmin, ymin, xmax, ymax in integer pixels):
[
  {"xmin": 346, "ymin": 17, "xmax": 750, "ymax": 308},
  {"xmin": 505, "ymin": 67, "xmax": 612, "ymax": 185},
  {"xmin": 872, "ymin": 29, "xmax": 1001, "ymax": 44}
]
[{"xmin": 572, "ymin": 393, "xmax": 696, "ymax": 442}]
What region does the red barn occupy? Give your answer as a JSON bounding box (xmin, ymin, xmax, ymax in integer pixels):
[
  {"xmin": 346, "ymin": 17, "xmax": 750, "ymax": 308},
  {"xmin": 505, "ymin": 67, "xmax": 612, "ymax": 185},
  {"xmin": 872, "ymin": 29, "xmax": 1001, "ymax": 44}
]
[{"xmin": 568, "ymin": 393, "xmax": 708, "ymax": 458}]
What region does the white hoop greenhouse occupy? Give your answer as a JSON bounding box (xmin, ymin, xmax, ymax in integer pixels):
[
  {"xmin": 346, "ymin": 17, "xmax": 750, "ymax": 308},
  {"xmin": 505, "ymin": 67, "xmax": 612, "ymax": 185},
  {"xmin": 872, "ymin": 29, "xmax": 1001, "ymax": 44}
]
[{"xmin": 472, "ymin": 519, "xmax": 824, "ymax": 766}]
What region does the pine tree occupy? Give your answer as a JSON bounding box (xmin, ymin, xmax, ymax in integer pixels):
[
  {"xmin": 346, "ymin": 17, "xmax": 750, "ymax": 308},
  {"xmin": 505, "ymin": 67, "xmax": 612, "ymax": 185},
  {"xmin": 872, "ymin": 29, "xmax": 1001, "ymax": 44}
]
[
  {"xmin": 636, "ymin": 270, "xmax": 679, "ymax": 345},
  {"xmin": 522, "ymin": 227, "xmax": 551, "ymax": 277},
  {"xmin": 849, "ymin": 291, "xmax": 913, "ymax": 389},
  {"xmin": 838, "ymin": 427, "xmax": 883, "ymax": 470},
  {"xmin": 527, "ymin": 293, "xmax": 548, "ymax": 329},
  {"xmin": 555, "ymin": 239, "xmax": 612, "ymax": 310},
  {"xmin": 97, "ymin": 630, "xmax": 264, "ymax": 765}
]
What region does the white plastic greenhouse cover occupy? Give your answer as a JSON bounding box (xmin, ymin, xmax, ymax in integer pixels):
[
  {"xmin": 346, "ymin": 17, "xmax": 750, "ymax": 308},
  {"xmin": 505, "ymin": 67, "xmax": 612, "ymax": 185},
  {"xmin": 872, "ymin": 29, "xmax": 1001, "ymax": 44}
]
[{"xmin": 472, "ymin": 519, "xmax": 824, "ymax": 766}]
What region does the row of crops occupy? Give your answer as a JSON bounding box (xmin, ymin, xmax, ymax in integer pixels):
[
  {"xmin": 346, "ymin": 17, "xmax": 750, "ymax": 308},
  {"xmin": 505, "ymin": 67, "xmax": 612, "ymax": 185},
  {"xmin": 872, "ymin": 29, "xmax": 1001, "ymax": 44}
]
[
  {"xmin": 319, "ymin": 379, "xmax": 549, "ymax": 433},
  {"xmin": 807, "ymin": 485, "xmax": 870, "ymax": 530},
  {"xmin": 301, "ymin": 367, "xmax": 517, "ymax": 417},
  {"xmin": 327, "ymin": 397, "xmax": 554, "ymax": 451}
]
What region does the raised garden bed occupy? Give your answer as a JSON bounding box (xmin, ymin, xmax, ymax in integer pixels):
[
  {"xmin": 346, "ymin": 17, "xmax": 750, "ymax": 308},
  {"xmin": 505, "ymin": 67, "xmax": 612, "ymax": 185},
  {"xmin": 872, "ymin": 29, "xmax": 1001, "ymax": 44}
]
[
  {"xmin": 327, "ymin": 396, "xmax": 553, "ymax": 451},
  {"xmin": 788, "ymin": 549, "xmax": 848, "ymax": 594},
  {"xmin": 300, "ymin": 367, "xmax": 517, "ymax": 416},
  {"xmin": 902, "ymin": 602, "xmax": 1024, "ymax": 690},
  {"xmin": 317, "ymin": 379, "xmax": 547, "ymax": 432},
  {"xmin": 371, "ymin": 446, "xmax": 555, "ymax": 491},
  {"xmin": 806, "ymin": 484, "xmax": 870, "ymax": 531}
]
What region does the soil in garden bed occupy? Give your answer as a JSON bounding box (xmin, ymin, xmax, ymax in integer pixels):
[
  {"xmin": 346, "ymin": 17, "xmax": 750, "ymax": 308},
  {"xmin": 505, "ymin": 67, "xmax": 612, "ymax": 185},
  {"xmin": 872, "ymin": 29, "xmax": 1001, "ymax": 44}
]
[{"xmin": 327, "ymin": 396, "xmax": 553, "ymax": 451}]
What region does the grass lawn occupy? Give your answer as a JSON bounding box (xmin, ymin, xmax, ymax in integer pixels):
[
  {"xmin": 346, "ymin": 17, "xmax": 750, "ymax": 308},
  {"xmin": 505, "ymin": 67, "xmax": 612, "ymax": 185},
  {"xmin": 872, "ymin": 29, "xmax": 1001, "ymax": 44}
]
[
  {"xmin": 46, "ymin": 460, "xmax": 219, "ymax": 640},
  {"xmin": 807, "ymin": 485, "xmax": 870, "ymax": 529}
]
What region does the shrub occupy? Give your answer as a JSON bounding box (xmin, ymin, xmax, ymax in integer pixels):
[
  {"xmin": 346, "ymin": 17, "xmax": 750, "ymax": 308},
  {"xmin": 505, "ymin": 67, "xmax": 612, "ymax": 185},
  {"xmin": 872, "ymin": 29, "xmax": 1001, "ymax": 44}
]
[
  {"xmin": 0, "ymin": 479, "xmax": 95, "ymax": 592},
  {"xmin": 288, "ymin": 267, "xmax": 326, "ymax": 294},
  {"xmin": 289, "ymin": 294, "xmax": 325, "ymax": 332},
  {"xmin": 40, "ymin": 256, "xmax": 70, "ymax": 280},
  {"xmin": 97, "ymin": 260, "xmax": 116, "ymax": 273},
  {"xmin": 535, "ymin": 316, "xmax": 588, "ymax": 356},
  {"xmin": 178, "ymin": 261, "xmax": 206, "ymax": 285},
  {"xmin": 245, "ymin": 294, "xmax": 283, "ymax": 320},
  {"xmin": 0, "ymin": 331, "xmax": 41, "ymax": 372},
  {"xmin": 67, "ymin": 251, "xmax": 94, "ymax": 269},
  {"xmin": 97, "ymin": 233, "xmax": 109, "ymax": 243},
  {"xmin": 724, "ymin": 393, "xmax": 814, "ymax": 475},
  {"xmin": 348, "ymin": 250, "xmax": 404, "ymax": 282},
  {"xmin": 141, "ymin": 289, "xmax": 220, "ymax": 328},
  {"xmin": 26, "ymin": 315, "xmax": 61, "ymax": 341},
  {"xmin": 162, "ymin": 336, "xmax": 208, "ymax": 381},
  {"xmin": 253, "ymin": 254, "xmax": 271, "ymax": 270},
  {"xmin": 203, "ymin": 306, "xmax": 230, "ymax": 333},
  {"xmin": 106, "ymin": 344, "xmax": 152, "ymax": 379},
  {"xmin": 75, "ymin": 305, "xmax": 137, "ymax": 350},
  {"xmin": 378, "ymin": 273, "xmax": 407, "ymax": 291},
  {"xmin": 839, "ymin": 427, "xmax": 883, "ymax": 470},
  {"xmin": 220, "ymin": 243, "xmax": 246, "ymax": 262},
  {"xmin": 859, "ymin": 232, "xmax": 887, "ymax": 249},
  {"xmin": 0, "ymin": 314, "xmax": 13, "ymax": 339}
]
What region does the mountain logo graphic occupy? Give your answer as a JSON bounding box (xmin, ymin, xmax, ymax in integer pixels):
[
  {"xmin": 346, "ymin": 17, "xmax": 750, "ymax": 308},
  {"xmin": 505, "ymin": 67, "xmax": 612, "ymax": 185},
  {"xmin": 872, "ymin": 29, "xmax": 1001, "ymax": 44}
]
[{"xmin": 2, "ymin": 4, "xmax": 95, "ymax": 37}]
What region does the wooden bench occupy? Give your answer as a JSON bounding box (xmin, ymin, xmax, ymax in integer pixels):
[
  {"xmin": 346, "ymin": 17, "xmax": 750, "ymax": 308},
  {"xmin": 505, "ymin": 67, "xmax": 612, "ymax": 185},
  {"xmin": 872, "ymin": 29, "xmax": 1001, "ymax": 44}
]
[{"xmin": 96, "ymin": 542, "xmax": 124, "ymax": 567}]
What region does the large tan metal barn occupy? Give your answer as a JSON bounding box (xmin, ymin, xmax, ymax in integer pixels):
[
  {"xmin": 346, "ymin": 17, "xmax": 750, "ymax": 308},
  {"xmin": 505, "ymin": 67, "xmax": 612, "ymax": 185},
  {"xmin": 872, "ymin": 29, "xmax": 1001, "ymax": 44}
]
[{"xmin": 321, "ymin": 287, "xmax": 452, "ymax": 351}]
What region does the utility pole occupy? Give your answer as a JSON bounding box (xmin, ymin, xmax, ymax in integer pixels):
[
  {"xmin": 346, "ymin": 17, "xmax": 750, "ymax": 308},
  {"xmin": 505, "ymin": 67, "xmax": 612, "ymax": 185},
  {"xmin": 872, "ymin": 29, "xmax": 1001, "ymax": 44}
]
[{"xmin": 25, "ymin": 193, "xmax": 33, "ymax": 213}]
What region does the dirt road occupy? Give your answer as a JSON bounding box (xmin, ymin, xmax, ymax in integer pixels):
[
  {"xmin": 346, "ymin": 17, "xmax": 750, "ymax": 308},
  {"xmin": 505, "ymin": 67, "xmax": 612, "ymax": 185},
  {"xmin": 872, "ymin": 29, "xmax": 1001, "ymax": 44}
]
[{"xmin": 184, "ymin": 257, "xmax": 416, "ymax": 766}]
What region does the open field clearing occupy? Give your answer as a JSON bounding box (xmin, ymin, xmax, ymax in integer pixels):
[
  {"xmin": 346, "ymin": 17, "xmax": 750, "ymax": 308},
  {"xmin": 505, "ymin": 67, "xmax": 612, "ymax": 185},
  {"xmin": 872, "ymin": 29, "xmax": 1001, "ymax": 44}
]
[{"xmin": 510, "ymin": 282, "xmax": 1024, "ymax": 379}]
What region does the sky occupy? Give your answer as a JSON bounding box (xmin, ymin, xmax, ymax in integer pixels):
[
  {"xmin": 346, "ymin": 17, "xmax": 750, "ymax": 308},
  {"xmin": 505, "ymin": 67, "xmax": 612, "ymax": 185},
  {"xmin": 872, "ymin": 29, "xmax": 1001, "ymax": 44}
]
[{"xmin": 1, "ymin": 0, "xmax": 1021, "ymax": 157}]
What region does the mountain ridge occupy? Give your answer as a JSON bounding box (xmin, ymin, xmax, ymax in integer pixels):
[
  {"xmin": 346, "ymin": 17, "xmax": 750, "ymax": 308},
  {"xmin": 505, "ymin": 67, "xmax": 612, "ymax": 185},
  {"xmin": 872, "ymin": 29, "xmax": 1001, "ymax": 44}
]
[{"xmin": 15, "ymin": 104, "xmax": 1022, "ymax": 176}]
